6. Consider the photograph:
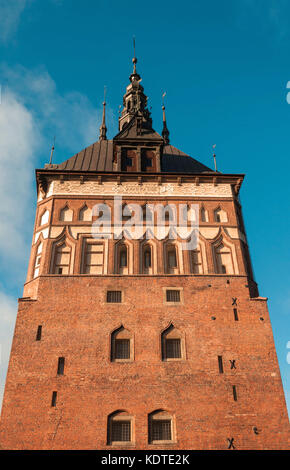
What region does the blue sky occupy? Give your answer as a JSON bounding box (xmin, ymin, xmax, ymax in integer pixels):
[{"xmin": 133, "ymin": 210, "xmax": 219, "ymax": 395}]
[{"xmin": 0, "ymin": 0, "xmax": 289, "ymax": 418}]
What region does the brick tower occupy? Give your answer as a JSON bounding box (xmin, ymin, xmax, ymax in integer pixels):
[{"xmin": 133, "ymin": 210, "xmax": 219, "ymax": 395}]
[{"xmin": 0, "ymin": 53, "xmax": 289, "ymax": 450}]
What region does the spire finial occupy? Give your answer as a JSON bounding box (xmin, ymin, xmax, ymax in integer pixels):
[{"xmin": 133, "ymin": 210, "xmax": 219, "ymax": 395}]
[
  {"xmin": 130, "ymin": 36, "xmax": 140, "ymax": 82},
  {"xmin": 212, "ymin": 144, "xmax": 217, "ymax": 171},
  {"xmin": 132, "ymin": 36, "xmax": 137, "ymax": 74},
  {"xmin": 162, "ymin": 92, "xmax": 170, "ymax": 145},
  {"xmin": 49, "ymin": 136, "xmax": 56, "ymax": 165},
  {"xmin": 99, "ymin": 86, "xmax": 107, "ymax": 141}
]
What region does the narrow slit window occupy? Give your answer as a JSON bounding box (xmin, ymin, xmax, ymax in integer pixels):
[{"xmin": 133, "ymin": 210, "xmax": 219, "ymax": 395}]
[
  {"xmin": 168, "ymin": 249, "xmax": 177, "ymax": 268},
  {"xmin": 218, "ymin": 355, "xmax": 224, "ymax": 374},
  {"xmin": 144, "ymin": 249, "xmax": 151, "ymax": 268},
  {"xmin": 233, "ymin": 385, "xmax": 238, "ymax": 401},
  {"xmin": 36, "ymin": 325, "xmax": 42, "ymax": 341},
  {"xmin": 57, "ymin": 357, "xmax": 65, "ymax": 375},
  {"xmin": 51, "ymin": 391, "xmax": 57, "ymax": 407},
  {"xmin": 233, "ymin": 308, "xmax": 239, "ymax": 321},
  {"xmin": 120, "ymin": 249, "xmax": 127, "ymax": 267}
]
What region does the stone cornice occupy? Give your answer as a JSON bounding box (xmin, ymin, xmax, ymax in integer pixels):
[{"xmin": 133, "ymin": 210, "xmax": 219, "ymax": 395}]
[{"xmin": 36, "ymin": 169, "xmax": 244, "ymax": 189}]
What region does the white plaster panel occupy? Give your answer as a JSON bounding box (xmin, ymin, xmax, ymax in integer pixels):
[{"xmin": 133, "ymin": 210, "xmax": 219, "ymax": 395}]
[
  {"xmin": 49, "ymin": 180, "xmax": 233, "ymax": 198},
  {"xmin": 199, "ymin": 227, "xmax": 220, "ymax": 239},
  {"xmin": 34, "ymin": 228, "xmax": 49, "ymax": 243}
]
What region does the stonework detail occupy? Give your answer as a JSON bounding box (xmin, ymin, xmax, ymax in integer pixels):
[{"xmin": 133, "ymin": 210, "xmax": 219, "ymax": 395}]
[{"xmin": 47, "ymin": 180, "xmax": 233, "ymax": 198}]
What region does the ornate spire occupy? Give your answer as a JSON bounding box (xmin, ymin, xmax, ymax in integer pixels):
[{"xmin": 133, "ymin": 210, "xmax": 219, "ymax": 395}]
[
  {"xmin": 162, "ymin": 92, "xmax": 170, "ymax": 145},
  {"xmin": 118, "ymin": 40, "xmax": 152, "ymax": 131},
  {"xmin": 99, "ymin": 86, "xmax": 107, "ymax": 141}
]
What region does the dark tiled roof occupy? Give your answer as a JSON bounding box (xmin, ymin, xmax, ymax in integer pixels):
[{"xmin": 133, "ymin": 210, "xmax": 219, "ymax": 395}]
[
  {"xmin": 56, "ymin": 140, "xmax": 113, "ymax": 171},
  {"xmin": 53, "ymin": 140, "xmax": 213, "ymax": 174},
  {"xmin": 162, "ymin": 145, "xmax": 213, "ymax": 173}
]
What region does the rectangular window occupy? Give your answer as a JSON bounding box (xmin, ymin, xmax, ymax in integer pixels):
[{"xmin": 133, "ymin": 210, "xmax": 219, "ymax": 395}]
[
  {"xmin": 166, "ymin": 290, "xmax": 180, "ymax": 302},
  {"xmin": 51, "ymin": 391, "xmax": 57, "ymax": 407},
  {"xmin": 111, "ymin": 421, "xmax": 131, "ymax": 442},
  {"xmin": 57, "ymin": 357, "xmax": 65, "ymax": 375},
  {"xmin": 115, "ymin": 339, "xmax": 130, "ymax": 359},
  {"xmin": 233, "ymin": 308, "xmax": 239, "ymax": 321},
  {"xmin": 165, "ymin": 339, "xmax": 181, "ymax": 359},
  {"xmin": 36, "ymin": 325, "xmax": 42, "ymax": 341},
  {"xmin": 218, "ymin": 355, "xmax": 224, "ymax": 374},
  {"xmin": 121, "ymin": 148, "xmax": 136, "ymax": 171},
  {"xmin": 152, "ymin": 420, "xmax": 172, "ymax": 441},
  {"xmin": 107, "ymin": 291, "xmax": 122, "ymax": 303}
]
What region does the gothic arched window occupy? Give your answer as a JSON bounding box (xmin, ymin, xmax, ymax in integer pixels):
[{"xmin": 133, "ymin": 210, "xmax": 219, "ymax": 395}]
[
  {"xmin": 52, "ymin": 241, "xmax": 71, "ymax": 274},
  {"xmin": 111, "ymin": 326, "xmax": 133, "ymax": 362},
  {"xmin": 214, "ymin": 242, "xmax": 234, "ymax": 274},
  {"xmin": 107, "ymin": 411, "xmax": 134, "ymax": 445},
  {"xmin": 165, "ymin": 244, "xmax": 178, "ymax": 274},
  {"xmin": 214, "ymin": 207, "xmax": 228, "ymax": 223},
  {"xmin": 59, "ymin": 205, "xmax": 73, "ymax": 222},
  {"xmin": 148, "ymin": 410, "xmax": 175, "ymax": 444},
  {"xmin": 161, "ymin": 324, "xmax": 184, "ymax": 361},
  {"xmin": 191, "ymin": 246, "xmax": 203, "ymax": 274},
  {"xmin": 200, "ymin": 206, "xmax": 208, "ymax": 222},
  {"xmin": 79, "ymin": 204, "xmax": 92, "ymax": 221}
]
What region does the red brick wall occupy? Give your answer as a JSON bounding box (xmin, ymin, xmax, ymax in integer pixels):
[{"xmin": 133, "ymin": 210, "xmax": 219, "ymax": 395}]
[{"xmin": 1, "ymin": 275, "xmax": 289, "ymax": 449}]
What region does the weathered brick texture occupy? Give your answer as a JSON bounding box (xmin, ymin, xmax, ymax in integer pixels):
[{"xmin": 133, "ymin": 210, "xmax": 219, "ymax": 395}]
[{"xmin": 0, "ymin": 275, "xmax": 289, "ymax": 449}]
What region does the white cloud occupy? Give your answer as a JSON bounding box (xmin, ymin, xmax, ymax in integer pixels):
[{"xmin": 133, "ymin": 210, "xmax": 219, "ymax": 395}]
[
  {"xmin": 0, "ymin": 64, "xmax": 100, "ymax": 268},
  {"xmin": 0, "ymin": 64, "xmax": 104, "ymax": 410},
  {"xmin": 0, "ymin": 0, "xmax": 30, "ymax": 43},
  {"xmin": 0, "ymin": 291, "xmax": 17, "ymax": 413},
  {"xmin": 236, "ymin": 0, "xmax": 290, "ymax": 39},
  {"xmin": 0, "ymin": 0, "xmax": 65, "ymax": 44},
  {"xmin": 1, "ymin": 64, "xmax": 100, "ymax": 155},
  {"xmin": 0, "ymin": 87, "xmax": 39, "ymax": 261}
]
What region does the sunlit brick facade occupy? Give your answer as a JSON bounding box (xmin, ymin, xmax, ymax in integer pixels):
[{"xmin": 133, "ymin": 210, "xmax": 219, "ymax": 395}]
[{"xmin": 0, "ymin": 55, "xmax": 289, "ymax": 450}]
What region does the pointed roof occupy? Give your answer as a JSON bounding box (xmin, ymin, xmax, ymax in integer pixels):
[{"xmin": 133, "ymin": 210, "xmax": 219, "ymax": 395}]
[
  {"xmin": 54, "ymin": 140, "xmax": 213, "ymax": 173},
  {"xmin": 47, "ymin": 49, "xmax": 214, "ymax": 174},
  {"xmin": 114, "ymin": 115, "xmax": 163, "ymax": 142}
]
